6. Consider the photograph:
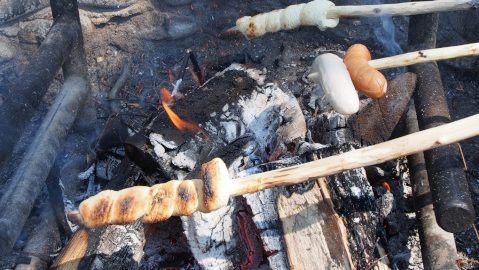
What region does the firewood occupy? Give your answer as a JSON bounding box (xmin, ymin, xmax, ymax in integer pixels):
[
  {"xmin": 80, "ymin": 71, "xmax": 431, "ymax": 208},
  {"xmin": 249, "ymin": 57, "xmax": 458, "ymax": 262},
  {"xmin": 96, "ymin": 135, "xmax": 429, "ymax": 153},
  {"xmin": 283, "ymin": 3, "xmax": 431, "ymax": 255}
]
[
  {"xmin": 50, "ymin": 229, "xmax": 89, "ymax": 270},
  {"xmin": 69, "ymin": 113, "xmax": 479, "ymax": 228},
  {"xmin": 277, "ymin": 178, "xmax": 353, "ymax": 270}
]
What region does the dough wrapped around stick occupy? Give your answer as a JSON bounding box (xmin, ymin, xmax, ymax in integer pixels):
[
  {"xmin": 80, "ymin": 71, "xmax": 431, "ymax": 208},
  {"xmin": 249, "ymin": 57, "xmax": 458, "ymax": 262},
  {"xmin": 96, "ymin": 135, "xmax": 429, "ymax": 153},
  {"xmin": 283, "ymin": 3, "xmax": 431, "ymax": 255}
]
[
  {"xmin": 69, "ymin": 158, "xmax": 232, "ymax": 228},
  {"xmin": 309, "ymin": 53, "xmax": 359, "ymax": 115},
  {"xmin": 236, "ymin": 0, "xmax": 339, "ymax": 39},
  {"xmin": 234, "ymin": 0, "xmax": 475, "ymax": 39}
]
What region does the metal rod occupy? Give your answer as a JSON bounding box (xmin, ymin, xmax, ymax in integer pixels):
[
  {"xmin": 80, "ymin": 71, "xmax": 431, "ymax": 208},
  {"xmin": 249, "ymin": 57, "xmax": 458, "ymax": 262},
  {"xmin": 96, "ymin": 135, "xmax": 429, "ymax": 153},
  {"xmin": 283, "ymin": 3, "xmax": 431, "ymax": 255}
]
[
  {"xmin": 406, "ymin": 102, "xmax": 458, "ymax": 270},
  {"xmin": 0, "ymin": 12, "xmax": 80, "ymax": 167},
  {"xmin": 408, "ymin": 10, "xmax": 475, "ymax": 233},
  {"xmin": 0, "ymin": 76, "xmax": 89, "ymax": 255}
]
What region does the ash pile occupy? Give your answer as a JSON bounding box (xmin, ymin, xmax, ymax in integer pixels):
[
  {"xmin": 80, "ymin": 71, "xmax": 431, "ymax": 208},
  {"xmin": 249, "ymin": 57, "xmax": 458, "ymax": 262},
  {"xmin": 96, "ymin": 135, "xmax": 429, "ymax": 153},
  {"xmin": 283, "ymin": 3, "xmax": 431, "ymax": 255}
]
[{"xmin": 0, "ymin": 0, "xmax": 479, "ymax": 270}]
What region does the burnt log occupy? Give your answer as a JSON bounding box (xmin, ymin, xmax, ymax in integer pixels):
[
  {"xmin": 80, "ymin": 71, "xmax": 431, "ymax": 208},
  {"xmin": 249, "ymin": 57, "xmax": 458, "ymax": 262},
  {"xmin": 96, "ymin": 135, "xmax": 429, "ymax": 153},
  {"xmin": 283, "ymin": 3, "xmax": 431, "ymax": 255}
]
[
  {"xmin": 0, "ymin": 10, "xmax": 80, "ymax": 166},
  {"xmin": 408, "ymin": 10, "xmax": 475, "ymax": 233},
  {"xmin": 349, "ymin": 72, "xmax": 417, "ymax": 145},
  {"xmin": 14, "ymin": 204, "xmax": 61, "ymax": 270},
  {"xmin": 0, "ymin": 76, "xmax": 89, "ymax": 255},
  {"xmin": 406, "ymin": 102, "xmax": 459, "ymax": 270}
]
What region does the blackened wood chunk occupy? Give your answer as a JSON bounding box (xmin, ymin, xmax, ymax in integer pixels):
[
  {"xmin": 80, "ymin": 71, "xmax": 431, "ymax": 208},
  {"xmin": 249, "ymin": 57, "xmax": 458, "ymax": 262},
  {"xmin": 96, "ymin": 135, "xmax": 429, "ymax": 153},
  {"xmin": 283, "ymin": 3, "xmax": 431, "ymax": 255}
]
[{"xmin": 318, "ymin": 143, "xmax": 380, "ymax": 268}]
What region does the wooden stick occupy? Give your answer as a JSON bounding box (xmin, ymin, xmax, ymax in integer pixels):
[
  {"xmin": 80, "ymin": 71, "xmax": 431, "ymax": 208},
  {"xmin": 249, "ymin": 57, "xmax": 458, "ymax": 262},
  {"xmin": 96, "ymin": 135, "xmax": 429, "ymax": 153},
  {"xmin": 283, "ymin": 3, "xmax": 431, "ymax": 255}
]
[
  {"xmin": 232, "ymin": 113, "xmax": 479, "ymax": 195},
  {"xmin": 327, "ymin": 0, "xmax": 475, "ymax": 19},
  {"xmin": 369, "ymin": 43, "xmax": 479, "ymax": 70},
  {"xmin": 72, "ymin": 114, "xmax": 479, "ymax": 228}
]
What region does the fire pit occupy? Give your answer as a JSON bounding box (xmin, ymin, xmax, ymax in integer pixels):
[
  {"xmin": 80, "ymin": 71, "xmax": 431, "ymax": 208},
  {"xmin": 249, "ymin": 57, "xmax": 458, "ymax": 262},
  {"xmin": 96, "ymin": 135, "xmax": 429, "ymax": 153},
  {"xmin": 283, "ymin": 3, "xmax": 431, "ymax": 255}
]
[{"xmin": 0, "ymin": 0, "xmax": 478, "ymax": 269}]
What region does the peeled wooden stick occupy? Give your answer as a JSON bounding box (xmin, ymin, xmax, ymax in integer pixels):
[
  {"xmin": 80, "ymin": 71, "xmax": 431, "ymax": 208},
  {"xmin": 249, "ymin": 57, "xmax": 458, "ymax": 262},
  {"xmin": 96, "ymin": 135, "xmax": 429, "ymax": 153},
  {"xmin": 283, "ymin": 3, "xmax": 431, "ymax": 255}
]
[
  {"xmin": 368, "ymin": 42, "xmax": 479, "ymax": 70},
  {"xmin": 327, "ymin": 0, "xmax": 476, "ymax": 18},
  {"xmin": 345, "ymin": 43, "xmax": 479, "ymax": 97},
  {"xmin": 70, "ymin": 114, "xmax": 479, "ymax": 228},
  {"xmin": 232, "ymin": 0, "xmax": 476, "ymax": 39}
]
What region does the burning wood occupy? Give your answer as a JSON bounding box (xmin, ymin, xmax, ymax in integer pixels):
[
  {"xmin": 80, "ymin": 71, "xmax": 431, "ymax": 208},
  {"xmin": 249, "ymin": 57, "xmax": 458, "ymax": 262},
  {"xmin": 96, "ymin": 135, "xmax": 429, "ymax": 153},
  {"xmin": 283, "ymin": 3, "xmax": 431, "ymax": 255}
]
[
  {"xmin": 160, "ymin": 87, "xmax": 208, "ymax": 139},
  {"xmin": 70, "ymin": 113, "xmax": 479, "ymax": 228}
]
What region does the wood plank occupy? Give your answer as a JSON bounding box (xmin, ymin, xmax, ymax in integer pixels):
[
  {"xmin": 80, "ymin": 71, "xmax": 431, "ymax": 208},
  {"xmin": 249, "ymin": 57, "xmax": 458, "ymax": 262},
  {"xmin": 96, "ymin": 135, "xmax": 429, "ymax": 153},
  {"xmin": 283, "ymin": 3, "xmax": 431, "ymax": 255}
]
[
  {"xmin": 277, "ymin": 178, "xmax": 353, "ymax": 270},
  {"xmin": 51, "ymin": 228, "xmax": 89, "ymax": 270}
]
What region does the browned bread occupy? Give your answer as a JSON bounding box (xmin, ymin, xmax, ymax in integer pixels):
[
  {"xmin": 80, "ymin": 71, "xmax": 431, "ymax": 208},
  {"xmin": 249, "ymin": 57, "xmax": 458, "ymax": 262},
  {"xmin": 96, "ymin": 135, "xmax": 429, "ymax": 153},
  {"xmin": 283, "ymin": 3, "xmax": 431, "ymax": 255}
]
[{"xmin": 75, "ymin": 158, "xmax": 231, "ymax": 228}]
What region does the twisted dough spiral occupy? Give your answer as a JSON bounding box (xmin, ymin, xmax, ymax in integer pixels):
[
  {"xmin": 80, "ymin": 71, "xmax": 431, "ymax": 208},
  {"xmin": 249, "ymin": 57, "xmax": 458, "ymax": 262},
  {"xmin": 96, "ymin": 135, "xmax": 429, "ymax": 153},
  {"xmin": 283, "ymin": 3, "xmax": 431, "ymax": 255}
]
[
  {"xmin": 76, "ymin": 158, "xmax": 232, "ymax": 228},
  {"xmin": 236, "ymin": 0, "xmax": 339, "ymax": 39}
]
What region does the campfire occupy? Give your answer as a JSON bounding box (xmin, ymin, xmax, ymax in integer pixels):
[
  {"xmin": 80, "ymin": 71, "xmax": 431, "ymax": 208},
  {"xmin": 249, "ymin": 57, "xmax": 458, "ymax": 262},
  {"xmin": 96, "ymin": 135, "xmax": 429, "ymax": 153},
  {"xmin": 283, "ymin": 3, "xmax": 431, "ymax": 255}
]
[{"xmin": 0, "ymin": 0, "xmax": 479, "ymax": 269}]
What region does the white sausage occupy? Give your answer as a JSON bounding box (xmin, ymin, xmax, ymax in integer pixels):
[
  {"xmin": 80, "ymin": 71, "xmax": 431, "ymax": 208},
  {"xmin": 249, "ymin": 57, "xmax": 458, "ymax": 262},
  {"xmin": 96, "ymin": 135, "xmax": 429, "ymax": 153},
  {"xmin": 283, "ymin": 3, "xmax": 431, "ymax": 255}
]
[{"xmin": 309, "ymin": 53, "xmax": 359, "ymax": 115}]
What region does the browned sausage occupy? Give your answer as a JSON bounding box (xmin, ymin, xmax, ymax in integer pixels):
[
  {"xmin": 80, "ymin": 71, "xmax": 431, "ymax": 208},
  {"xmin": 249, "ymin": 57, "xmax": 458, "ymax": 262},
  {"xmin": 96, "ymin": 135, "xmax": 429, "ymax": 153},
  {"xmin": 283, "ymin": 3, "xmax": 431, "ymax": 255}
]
[{"xmin": 344, "ymin": 44, "xmax": 387, "ymax": 98}]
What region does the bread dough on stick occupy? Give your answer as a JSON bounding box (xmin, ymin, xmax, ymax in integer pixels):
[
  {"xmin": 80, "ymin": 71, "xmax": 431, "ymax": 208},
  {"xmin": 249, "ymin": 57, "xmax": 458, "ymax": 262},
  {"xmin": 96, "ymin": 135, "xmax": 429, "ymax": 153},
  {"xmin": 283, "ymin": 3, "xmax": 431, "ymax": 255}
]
[
  {"xmin": 75, "ymin": 158, "xmax": 233, "ymax": 228},
  {"xmin": 236, "ymin": 0, "xmax": 339, "ymax": 39},
  {"xmin": 309, "ymin": 53, "xmax": 360, "ymax": 115}
]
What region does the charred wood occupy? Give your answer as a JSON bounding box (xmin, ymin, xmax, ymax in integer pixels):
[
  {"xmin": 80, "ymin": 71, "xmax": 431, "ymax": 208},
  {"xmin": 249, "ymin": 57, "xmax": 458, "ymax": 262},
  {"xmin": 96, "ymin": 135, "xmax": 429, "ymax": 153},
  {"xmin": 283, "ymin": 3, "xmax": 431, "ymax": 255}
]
[
  {"xmin": 0, "ymin": 76, "xmax": 89, "ymax": 255},
  {"xmin": 0, "ymin": 11, "xmax": 80, "ymax": 167},
  {"xmin": 14, "ymin": 204, "xmax": 61, "ymax": 270},
  {"xmin": 406, "ymin": 102, "xmax": 459, "ymax": 270},
  {"xmin": 349, "ymin": 72, "xmax": 417, "ymax": 145},
  {"xmin": 408, "ymin": 10, "xmax": 475, "ymax": 233}
]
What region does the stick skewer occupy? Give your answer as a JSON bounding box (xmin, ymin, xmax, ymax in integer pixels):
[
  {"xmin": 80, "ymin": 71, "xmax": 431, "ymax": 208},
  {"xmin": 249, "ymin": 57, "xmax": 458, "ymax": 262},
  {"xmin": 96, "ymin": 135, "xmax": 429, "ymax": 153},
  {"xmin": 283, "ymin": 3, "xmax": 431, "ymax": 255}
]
[
  {"xmin": 327, "ymin": 0, "xmax": 475, "ymax": 18},
  {"xmin": 69, "ymin": 114, "xmax": 479, "ymax": 228},
  {"xmin": 308, "ymin": 42, "xmax": 479, "ymax": 100},
  {"xmin": 368, "ymin": 42, "xmax": 479, "ymax": 70},
  {"xmin": 225, "ymin": 0, "xmax": 477, "ymax": 39}
]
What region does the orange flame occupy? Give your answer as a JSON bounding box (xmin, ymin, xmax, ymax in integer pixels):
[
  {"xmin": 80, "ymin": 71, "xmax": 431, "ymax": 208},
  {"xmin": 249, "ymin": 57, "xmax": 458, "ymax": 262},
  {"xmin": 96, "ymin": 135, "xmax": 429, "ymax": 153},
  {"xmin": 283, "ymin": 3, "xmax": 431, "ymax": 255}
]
[{"xmin": 160, "ymin": 88, "xmax": 208, "ymax": 139}]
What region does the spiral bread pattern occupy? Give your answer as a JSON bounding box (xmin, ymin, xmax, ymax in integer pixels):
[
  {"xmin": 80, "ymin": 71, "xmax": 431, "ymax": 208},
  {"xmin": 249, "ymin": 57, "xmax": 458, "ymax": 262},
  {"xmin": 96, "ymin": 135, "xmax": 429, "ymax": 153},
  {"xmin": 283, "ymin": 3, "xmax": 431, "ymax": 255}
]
[
  {"xmin": 236, "ymin": 0, "xmax": 339, "ymax": 39},
  {"xmin": 75, "ymin": 158, "xmax": 232, "ymax": 228}
]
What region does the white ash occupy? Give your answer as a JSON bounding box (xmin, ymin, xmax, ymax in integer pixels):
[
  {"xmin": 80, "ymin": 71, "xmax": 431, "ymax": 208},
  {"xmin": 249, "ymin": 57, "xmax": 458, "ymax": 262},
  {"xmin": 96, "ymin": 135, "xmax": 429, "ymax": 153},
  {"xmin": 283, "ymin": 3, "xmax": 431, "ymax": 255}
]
[
  {"xmin": 64, "ymin": 197, "xmax": 79, "ymax": 232},
  {"xmin": 172, "ymin": 150, "xmax": 196, "ymax": 171},
  {"xmin": 350, "ymin": 186, "xmax": 362, "ymax": 198},
  {"xmin": 206, "ymin": 63, "xmax": 266, "ymax": 86},
  {"xmin": 244, "ymin": 188, "xmax": 290, "ymax": 269},
  {"xmin": 149, "ymin": 134, "xmax": 172, "ymax": 161},
  {"xmin": 181, "ymin": 203, "xmax": 238, "ymax": 270},
  {"xmin": 91, "ymin": 222, "xmax": 146, "ymax": 270},
  {"xmin": 377, "ymin": 190, "xmax": 395, "ymax": 219},
  {"xmin": 297, "ymin": 141, "xmax": 329, "ymax": 155},
  {"xmin": 149, "ymin": 133, "xmax": 178, "ymax": 150},
  {"xmin": 77, "ymin": 164, "xmax": 95, "ymax": 180}
]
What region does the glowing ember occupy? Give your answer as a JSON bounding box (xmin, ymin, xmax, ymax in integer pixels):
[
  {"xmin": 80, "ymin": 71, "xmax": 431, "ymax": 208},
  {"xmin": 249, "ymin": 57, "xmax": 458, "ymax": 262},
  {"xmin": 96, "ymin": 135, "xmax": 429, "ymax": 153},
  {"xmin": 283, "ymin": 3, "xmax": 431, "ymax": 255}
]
[{"xmin": 160, "ymin": 88, "xmax": 208, "ymax": 139}]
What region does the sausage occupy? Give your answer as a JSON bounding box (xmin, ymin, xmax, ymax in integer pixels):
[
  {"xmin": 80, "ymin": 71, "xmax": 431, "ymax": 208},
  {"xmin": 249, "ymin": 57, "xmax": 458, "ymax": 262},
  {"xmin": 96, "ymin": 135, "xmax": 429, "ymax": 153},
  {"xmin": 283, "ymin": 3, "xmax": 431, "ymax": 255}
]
[
  {"xmin": 344, "ymin": 44, "xmax": 387, "ymax": 98},
  {"xmin": 310, "ymin": 53, "xmax": 360, "ymax": 115}
]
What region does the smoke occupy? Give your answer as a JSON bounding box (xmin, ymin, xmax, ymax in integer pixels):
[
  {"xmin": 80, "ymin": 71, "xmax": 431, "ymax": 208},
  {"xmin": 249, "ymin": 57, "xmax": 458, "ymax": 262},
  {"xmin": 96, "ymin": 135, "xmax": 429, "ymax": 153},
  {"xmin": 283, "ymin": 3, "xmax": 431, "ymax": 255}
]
[{"xmin": 368, "ymin": 0, "xmax": 403, "ymax": 55}]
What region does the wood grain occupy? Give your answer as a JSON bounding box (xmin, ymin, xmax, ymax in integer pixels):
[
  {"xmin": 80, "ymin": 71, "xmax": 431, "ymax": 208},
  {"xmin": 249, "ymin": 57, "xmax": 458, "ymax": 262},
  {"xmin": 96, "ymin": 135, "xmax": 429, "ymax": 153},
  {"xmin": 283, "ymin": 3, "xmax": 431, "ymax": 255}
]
[
  {"xmin": 278, "ymin": 178, "xmax": 353, "ymax": 270},
  {"xmin": 51, "ymin": 228, "xmax": 89, "ymax": 270}
]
